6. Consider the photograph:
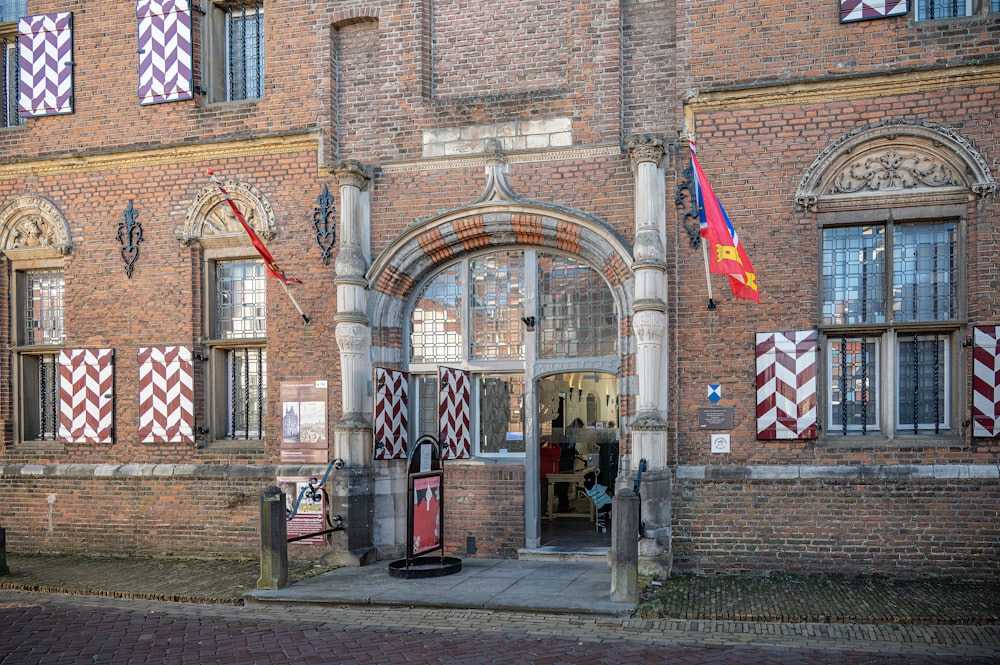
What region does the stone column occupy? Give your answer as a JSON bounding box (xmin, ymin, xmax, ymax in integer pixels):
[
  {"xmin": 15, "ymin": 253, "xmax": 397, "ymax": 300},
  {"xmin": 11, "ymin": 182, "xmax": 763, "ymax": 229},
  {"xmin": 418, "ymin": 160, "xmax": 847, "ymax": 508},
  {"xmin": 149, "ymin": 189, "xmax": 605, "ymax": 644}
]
[
  {"xmin": 327, "ymin": 159, "xmax": 376, "ymax": 566},
  {"xmin": 624, "ymin": 135, "xmax": 672, "ymax": 576}
]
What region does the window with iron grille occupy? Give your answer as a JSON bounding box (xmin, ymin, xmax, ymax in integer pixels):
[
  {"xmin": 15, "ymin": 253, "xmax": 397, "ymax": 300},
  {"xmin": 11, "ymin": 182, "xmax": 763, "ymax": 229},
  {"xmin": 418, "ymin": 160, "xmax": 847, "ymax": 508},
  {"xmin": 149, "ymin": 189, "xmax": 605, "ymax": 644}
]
[
  {"xmin": 210, "ymin": 259, "xmax": 267, "ymax": 440},
  {"xmin": 226, "ymin": 2, "xmax": 263, "ymax": 100},
  {"xmin": 820, "ymin": 218, "xmax": 960, "ymax": 437},
  {"xmin": 1, "ymin": 37, "xmax": 20, "ymax": 128},
  {"xmin": 1, "ymin": 0, "xmax": 27, "ymax": 128},
  {"xmin": 0, "ymin": 0, "xmax": 27, "ymax": 22},
  {"xmin": 915, "ymin": 0, "xmax": 973, "ymax": 19},
  {"xmin": 202, "ymin": 2, "xmax": 264, "ymax": 103},
  {"xmin": 15, "ymin": 269, "xmax": 65, "ymax": 441}
]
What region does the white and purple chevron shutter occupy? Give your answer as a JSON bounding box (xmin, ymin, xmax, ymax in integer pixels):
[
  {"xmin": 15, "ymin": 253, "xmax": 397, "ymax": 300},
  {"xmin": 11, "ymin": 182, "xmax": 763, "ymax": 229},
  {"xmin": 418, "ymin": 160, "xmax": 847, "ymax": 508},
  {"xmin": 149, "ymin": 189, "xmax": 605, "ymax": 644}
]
[
  {"xmin": 138, "ymin": 346, "xmax": 194, "ymax": 443},
  {"xmin": 840, "ymin": 0, "xmax": 908, "ymax": 23},
  {"xmin": 972, "ymin": 326, "xmax": 1000, "ymax": 438},
  {"xmin": 59, "ymin": 349, "xmax": 114, "ymax": 444},
  {"xmin": 439, "ymin": 366, "xmax": 471, "ymax": 459},
  {"xmin": 755, "ymin": 331, "xmax": 818, "ymax": 440},
  {"xmin": 18, "ymin": 12, "xmax": 73, "ymax": 117},
  {"xmin": 374, "ymin": 367, "xmax": 409, "ymax": 460},
  {"xmin": 136, "ymin": 0, "xmax": 193, "ymax": 105}
]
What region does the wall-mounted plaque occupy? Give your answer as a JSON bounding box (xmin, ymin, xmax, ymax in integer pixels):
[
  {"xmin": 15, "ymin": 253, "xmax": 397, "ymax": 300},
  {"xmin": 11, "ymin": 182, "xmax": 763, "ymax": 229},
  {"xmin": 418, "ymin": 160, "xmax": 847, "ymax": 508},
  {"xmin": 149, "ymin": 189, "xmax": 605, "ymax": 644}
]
[{"xmin": 698, "ymin": 406, "xmax": 734, "ymax": 430}]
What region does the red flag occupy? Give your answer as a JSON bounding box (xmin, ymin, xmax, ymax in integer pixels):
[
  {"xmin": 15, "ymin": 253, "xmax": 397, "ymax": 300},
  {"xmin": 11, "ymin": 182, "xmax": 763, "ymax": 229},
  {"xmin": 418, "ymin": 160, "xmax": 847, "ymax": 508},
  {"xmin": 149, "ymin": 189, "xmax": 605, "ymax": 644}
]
[
  {"xmin": 691, "ymin": 144, "xmax": 759, "ymax": 303},
  {"xmin": 206, "ymin": 169, "xmax": 302, "ymax": 285}
]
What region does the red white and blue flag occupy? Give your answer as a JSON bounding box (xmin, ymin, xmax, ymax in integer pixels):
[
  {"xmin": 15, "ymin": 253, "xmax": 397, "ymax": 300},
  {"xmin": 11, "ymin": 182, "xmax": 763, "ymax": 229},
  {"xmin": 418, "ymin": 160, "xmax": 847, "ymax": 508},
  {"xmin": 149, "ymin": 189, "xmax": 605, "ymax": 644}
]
[{"xmin": 691, "ymin": 144, "xmax": 759, "ymax": 303}]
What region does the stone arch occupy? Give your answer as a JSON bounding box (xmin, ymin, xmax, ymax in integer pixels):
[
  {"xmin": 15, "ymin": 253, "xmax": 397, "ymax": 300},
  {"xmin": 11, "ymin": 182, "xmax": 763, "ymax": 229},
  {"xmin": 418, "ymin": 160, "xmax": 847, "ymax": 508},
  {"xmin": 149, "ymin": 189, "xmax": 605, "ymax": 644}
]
[
  {"xmin": 0, "ymin": 195, "xmax": 73, "ymax": 259},
  {"xmin": 795, "ymin": 119, "xmax": 997, "ymax": 212},
  {"xmin": 181, "ymin": 178, "xmax": 276, "ymax": 249},
  {"xmin": 368, "ymin": 199, "xmax": 634, "ymax": 361}
]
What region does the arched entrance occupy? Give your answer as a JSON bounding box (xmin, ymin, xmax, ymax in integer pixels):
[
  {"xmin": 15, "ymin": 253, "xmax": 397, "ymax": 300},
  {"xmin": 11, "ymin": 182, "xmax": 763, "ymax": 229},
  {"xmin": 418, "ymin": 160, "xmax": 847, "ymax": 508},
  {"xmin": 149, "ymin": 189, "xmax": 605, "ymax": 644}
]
[{"xmin": 368, "ymin": 187, "xmax": 633, "ymax": 554}]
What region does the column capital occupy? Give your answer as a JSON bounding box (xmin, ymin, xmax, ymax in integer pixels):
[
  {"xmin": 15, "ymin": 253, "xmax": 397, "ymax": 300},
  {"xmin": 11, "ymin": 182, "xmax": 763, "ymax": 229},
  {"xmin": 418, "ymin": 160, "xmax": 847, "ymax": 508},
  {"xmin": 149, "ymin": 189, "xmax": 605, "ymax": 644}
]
[
  {"xmin": 331, "ymin": 159, "xmax": 372, "ymax": 189},
  {"xmin": 626, "ymin": 134, "xmax": 667, "ymax": 170}
]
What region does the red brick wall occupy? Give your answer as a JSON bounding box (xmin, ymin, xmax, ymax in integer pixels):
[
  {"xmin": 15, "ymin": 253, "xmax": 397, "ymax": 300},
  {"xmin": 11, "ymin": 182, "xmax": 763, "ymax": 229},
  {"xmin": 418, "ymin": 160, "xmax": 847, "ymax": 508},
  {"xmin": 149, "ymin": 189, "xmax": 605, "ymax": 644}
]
[
  {"xmin": 673, "ymin": 478, "xmax": 1000, "ymax": 579},
  {"xmin": 677, "ymin": 1, "xmax": 1000, "ymax": 89},
  {"xmin": 442, "ymin": 465, "xmax": 525, "ymax": 559},
  {"xmin": 0, "ymin": 467, "xmax": 268, "ymax": 558}
]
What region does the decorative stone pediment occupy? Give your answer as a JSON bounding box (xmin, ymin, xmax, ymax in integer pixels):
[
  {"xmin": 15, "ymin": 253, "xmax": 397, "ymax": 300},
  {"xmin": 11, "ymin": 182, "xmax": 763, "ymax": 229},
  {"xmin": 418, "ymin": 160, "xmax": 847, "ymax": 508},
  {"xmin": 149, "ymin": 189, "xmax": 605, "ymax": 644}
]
[
  {"xmin": 181, "ymin": 178, "xmax": 276, "ymax": 249},
  {"xmin": 795, "ymin": 120, "xmax": 996, "ymax": 212},
  {"xmin": 0, "ymin": 196, "xmax": 73, "ymax": 260}
]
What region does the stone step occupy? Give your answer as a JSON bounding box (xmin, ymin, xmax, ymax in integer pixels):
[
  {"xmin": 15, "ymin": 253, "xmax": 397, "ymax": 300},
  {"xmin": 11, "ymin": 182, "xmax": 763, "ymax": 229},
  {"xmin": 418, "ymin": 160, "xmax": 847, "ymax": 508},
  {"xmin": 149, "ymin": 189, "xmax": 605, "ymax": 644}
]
[{"xmin": 516, "ymin": 547, "xmax": 610, "ymax": 564}]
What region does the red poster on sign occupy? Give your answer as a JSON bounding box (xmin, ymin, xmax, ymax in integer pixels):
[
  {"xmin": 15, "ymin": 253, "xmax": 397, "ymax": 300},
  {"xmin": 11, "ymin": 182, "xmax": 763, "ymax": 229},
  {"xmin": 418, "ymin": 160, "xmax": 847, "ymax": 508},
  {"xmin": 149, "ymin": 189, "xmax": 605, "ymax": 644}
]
[{"xmin": 411, "ymin": 473, "xmax": 442, "ymax": 557}]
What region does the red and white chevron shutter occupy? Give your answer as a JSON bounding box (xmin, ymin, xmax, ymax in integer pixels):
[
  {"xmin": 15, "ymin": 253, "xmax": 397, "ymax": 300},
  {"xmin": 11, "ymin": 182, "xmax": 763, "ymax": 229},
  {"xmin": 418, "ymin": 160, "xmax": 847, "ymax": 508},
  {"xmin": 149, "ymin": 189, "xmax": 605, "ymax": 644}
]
[
  {"xmin": 138, "ymin": 346, "xmax": 194, "ymax": 443},
  {"xmin": 439, "ymin": 366, "xmax": 470, "ymax": 459},
  {"xmin": 136, "ymin": 0, "xmax": 193, "ymax": 105},
  {"xmin": 18, "ymin": 12, "xmax": 74, "ymax": 117},
  {"xmin": 374, "ymin": 367, "xmax": 409, "ymax": 460},
  {"xmin": 972, "ymin": 326, "xmax": 1000, "ymax": 438},
  {"xmin": 59, "ymin": 349, "xmax": 114, "ymax": 444},
  {"xmin": 755, "ymin": 330, "xmax": 818, "ymax": 440}
]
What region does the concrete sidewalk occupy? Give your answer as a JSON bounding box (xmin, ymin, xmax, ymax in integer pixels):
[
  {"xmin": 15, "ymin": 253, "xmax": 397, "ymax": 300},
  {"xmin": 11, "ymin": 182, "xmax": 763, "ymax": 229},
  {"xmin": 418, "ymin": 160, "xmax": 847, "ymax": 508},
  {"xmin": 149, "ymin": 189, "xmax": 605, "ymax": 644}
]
[{"xmin": 247, "ymin": 557, "xmax": 635, "ymax": 615}]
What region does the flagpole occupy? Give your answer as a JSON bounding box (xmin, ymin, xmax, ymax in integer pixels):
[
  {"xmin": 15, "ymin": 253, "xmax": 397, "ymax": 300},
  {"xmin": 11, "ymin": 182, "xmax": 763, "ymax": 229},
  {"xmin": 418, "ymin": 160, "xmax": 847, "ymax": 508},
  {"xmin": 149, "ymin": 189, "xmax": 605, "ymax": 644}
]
[
  {"xmin": 280, "ymin": 279, "xmax": 310, "ymax": 324},
  {"xmin": 206, "ymin": 168, "xmax": 311, "ymax": 324},
  {"xmin": 701, "ymin": 241, "xmax": 717, "ymax": 311}
]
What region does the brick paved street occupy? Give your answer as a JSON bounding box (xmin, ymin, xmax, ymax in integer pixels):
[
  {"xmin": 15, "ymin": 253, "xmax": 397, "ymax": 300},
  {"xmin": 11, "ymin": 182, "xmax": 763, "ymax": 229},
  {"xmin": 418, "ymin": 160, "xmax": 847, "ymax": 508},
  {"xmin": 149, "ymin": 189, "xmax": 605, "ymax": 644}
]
[{"xmin": 1, "ymin": 590, "xmax": 996, "ymax": 665}]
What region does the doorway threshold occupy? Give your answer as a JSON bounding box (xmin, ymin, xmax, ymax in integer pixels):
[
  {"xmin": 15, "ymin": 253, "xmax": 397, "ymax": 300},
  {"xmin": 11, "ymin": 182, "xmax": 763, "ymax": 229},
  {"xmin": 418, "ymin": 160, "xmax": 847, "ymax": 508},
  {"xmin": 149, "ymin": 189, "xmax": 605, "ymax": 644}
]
[{"xmin": 517, "ymin": 546, "xmax": 609, "ymax": 563}]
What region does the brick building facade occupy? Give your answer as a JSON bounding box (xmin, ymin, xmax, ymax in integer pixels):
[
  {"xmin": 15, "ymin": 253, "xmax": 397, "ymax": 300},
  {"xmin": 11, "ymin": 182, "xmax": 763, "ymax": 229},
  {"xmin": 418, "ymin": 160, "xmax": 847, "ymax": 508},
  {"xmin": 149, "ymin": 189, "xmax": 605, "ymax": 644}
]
[{"xmin": 0, "ymin": 0, "xmax": 997, "ymax": 578}]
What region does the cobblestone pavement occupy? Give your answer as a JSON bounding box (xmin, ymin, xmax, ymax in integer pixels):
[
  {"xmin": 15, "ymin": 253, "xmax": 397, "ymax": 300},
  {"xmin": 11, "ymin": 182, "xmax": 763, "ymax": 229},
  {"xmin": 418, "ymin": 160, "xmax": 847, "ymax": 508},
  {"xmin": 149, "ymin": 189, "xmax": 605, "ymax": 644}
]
[
  {"xmin": 1, "ymin": 590, "xmax": 998, "ymax": 665},
  {"xmin": 1, "ymin": 554, "xmax": 999, "ymax": 664}
]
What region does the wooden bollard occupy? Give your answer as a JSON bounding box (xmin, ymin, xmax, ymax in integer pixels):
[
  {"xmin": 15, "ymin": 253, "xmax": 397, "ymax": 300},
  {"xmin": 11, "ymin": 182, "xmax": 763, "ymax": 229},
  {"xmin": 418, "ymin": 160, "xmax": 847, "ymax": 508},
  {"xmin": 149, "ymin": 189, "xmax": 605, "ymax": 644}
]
[
  {"xmin": 0, "ymin": 527, "xmax": 9, "ymax": 576},
  {"xmin": 257, "ymin": 486, "xmax": 288, "ymax": 590},
  {"xmin": 610, "ymin": 490, "xmax": 639, "ymax": 603}
]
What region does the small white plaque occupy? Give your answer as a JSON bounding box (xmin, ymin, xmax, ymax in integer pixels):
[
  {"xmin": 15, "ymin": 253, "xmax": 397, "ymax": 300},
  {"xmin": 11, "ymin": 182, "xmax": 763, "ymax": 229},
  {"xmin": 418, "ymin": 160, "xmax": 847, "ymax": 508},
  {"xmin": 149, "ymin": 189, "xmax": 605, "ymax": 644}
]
[{"xmin": 711, "ymin": 434, "xmax": 730, "ymax": 454}]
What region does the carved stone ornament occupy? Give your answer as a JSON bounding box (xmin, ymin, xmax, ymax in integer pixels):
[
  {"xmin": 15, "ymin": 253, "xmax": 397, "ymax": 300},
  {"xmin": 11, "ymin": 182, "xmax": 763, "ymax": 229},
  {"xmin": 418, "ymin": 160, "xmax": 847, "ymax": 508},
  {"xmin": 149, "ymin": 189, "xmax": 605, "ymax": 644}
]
[
  {"xmin": 626, "ymin": 134, "xmax": 666, "ymax": 169},
  {"xmin": 795, "ymin": 120, "xmax": 997, "ymax": 212},
  {"xmin": 632, "ymin": 309, "xmax": 666, "ymax": 343},
  {"xmin": 831, "ymin": 149, "xmax": 961, "ymax": 194},
  {"xmin": 335, "ymin": 321, "xmax": 370, "ymax": 354},
  {"xmin": 0, "ymin": 196, "xmax": 74, "ymax": 259},
  {"xmin": 181, "ymin": 179, "xmax": 276, "ymax": 247},
  {"xmin": 333, "ymin": 159, "xmax": 371, "ymax": 190}
]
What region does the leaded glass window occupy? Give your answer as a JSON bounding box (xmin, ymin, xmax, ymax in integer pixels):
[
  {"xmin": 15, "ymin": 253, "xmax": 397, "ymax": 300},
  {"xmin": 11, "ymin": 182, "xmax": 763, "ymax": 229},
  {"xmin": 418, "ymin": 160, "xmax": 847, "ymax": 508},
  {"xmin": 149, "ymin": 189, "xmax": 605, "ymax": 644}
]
[
  {"xmin": 25, "ymin": 270, "xmax": 65, "ymax": 346},
  {"xmin": 411, "ymin": 266, "xmax": 462, "ymax": 363},
  {"xmin": 892, "ymin": 222, "xmax": 956, "ymax": 323},
  {"xmin": 471, "ymin": 252, "xmax": 524, "ymax": 361},
  {"xmin": 538, "ymin": 254, "xmax": 617, "ymax": 358},
  {"xmin": 821, "ymin": 219, "xmax": 959, "ymax": 437},
  {"xmin": 216, "ymin": 260, "xmax": 266, "ymax": 339},
  {"xmin": 822, "ymin": 226, "xmax": 884, "ymax": 325},
  {"xmin": 479, "ymin": 374, "xmax": 524, "ymax": 454}
]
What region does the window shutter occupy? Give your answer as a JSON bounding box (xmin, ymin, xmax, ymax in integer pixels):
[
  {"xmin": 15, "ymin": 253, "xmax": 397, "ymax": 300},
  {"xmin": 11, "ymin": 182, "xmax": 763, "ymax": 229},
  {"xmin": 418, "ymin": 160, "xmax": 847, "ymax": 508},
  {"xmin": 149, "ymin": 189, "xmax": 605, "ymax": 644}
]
[
  {"xmin": 59, "ymin": 349, "xmax": 114, "ymax": 444},
  {"xmin": 136, "ymin": 0, "xmax": 193, "ymax": 105},
  {"xmin": 374, "ymin": 367, "xmax": 409, "ymax": 460},
  {"xmin": 755, "ymin": 331, "xmax": 818, "ymax": 440},
  {"xmin": 840, "ymin": 0, "xmax": 909, "ymax": 23},
  {"xmin": 138, "ymin": 346, "xmax": 194, "ymax": 443},
  {"xmin": 439, "ymin": 366, "xmax": 471, "ymax": 459},
  {"xmin": 18, "ymin": 12, "xmax": 73, "ymax": 117},
  {"xmin": 972, "ymin": 326, "xmax": 1000, "ymax": 438}
]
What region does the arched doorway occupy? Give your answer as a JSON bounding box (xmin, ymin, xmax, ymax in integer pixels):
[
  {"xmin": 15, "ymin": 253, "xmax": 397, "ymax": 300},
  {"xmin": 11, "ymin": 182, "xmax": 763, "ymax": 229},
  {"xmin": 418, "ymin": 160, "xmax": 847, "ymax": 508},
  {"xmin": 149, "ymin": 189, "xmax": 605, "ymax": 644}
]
[{"xmin": 405, "ymin": 249, "xmax": 621, "ymax": 549}]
